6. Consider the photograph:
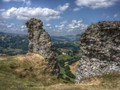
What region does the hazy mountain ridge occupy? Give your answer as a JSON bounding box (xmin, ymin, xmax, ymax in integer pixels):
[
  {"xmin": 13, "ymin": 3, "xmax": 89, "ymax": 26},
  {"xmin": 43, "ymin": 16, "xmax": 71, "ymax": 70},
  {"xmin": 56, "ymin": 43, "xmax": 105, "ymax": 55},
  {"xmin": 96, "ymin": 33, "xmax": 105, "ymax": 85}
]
[
  {"xmin": 0, "ymin": 32, "xmax": 28, "ymax": 55},
  {"xmin": 0, "ymin": 32, "xmax": 80, "ymax": 55}
]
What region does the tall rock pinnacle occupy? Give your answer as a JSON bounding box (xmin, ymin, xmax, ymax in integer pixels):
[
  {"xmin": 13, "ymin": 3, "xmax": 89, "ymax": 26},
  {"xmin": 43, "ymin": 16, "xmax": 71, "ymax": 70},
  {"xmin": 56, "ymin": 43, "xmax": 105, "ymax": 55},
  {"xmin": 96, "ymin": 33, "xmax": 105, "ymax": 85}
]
[{"xmin": 26, "ymin": 18, "xmax": 59, "ymax": 74}]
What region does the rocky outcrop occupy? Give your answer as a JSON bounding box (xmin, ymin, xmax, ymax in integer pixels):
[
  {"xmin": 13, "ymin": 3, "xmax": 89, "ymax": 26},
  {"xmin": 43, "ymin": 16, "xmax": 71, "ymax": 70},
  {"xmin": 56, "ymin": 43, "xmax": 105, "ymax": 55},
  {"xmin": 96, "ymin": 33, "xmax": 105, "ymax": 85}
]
[
  {"xmin": 26, "ymin": 18, "xmax": 59, "ymax": 74},
  {"xmin": 76, "ymin": 21, "xmax": 120, "ymax": 83}
]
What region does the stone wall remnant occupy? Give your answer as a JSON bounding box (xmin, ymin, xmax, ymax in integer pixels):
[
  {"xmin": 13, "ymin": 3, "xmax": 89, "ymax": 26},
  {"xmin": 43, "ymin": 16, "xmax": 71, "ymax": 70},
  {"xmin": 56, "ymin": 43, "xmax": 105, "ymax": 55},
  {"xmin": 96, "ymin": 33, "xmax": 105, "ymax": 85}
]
[
  {"xmin": 76, "ymin": 21, "xmax": 120, "ymax": 83},
  {"xmin": 26, "ymin": 18, "xmax": 59, "ymax": 74}
]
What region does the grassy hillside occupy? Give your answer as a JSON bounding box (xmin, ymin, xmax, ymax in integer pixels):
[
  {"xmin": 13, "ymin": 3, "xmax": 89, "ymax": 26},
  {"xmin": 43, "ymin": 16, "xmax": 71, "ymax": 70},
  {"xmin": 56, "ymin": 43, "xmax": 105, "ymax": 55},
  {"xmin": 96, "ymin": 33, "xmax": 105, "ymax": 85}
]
[
  {"xmin": 0, "ymin": 53, "xmax": 59, "ymax": 90},
  {"xmin": 0, "ymin": 32, "xmax": 120, "ymax": 90},
  {"xmin": 0, "ymin": 32, "xmax": 80, "ymax": 83},
  {"xmin": 0, "ymin": 54, "xmax": 120, "ymax": 90}
]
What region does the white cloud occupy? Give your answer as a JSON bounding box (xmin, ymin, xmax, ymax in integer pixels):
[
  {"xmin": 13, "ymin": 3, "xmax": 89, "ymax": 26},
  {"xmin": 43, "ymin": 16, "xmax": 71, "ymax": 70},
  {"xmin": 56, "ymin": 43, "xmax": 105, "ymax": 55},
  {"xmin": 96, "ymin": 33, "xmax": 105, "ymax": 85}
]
[
  {"xmin": 0, "ymin": 21, "xmax": 27, "ymax": 34},
  {"xmin": 1, "ymin": 3, "xmax": 70, "ymax": 20},
  {"xmin": 21, "ymin": 25, "xmax": 27, "ymax": 31},
  {"xmin": 0, "ymin": 9, "xmax": 5, "ymax": 12},
  {"xmin": 2, "ymin": 0, "xmax": 31, "ymax": 5},
  {"xmin": 7, "ymin": 23, "xmax": 14, "ymax": 28},
  {"xmin": 1, "ymin": 7, "xmax": 60, "ymax": 20},
  {"xmin": 113, "ymin": 13, "xmax": 118, "ymax": 18},
  {"xmin": 102, "ymin": 13, "xmax": 119, "ymax": 20},
  {"xmin": 46, "ymin": 24, "xmax": 51, "ymax": 27},
  {"xmin": 67, "ymin": 20, "xmax": 87, "ymax": 32},
  {"xmin": 73, "ymin": 8, "xmax": 80, "ymax": 11},
  {"xmin": 21, "ymin": 25, "xmax": 26, "ymax": 29},
  {"xmin": 60, "ymin": 21, "xmax": 68, "ymax": 25},
  {"xmin": 0, "ymin": 21, "xmax": 14, "ymax": 28},
  {"xmin": 46, "ymin": 20, "xmax": 88, "ymax": 36},
  {"xmin": 57, "ymin": 3, "xmax": 70, "ymax": 11},
  {"xmin": 75, "ymin": 0, "xmax": 119, "ymax": 9}
]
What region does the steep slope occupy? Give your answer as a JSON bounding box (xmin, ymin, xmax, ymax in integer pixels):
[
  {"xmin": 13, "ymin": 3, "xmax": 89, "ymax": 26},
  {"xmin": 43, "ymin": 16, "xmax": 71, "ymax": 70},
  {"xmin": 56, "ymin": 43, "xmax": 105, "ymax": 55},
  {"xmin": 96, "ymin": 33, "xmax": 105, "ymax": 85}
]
[
  {"xmin": 76, "ymin": 21, "xmax": 120, "ymax": 83},
  {"xmin": 0, "ymin": 53, "xmax": 59, "ymax": 89}
]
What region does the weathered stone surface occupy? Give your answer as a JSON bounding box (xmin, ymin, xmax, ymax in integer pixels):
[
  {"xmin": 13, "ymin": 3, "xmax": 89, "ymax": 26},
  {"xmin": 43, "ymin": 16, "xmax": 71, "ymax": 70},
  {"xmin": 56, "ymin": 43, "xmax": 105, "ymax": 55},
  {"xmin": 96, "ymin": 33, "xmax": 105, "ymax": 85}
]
[
  {"xmin": 26, "ymin": 18, "xmax": 59, "ymax": 74},
  {"xmin": 76, "ymin": 21, "xmax": 120, "ymax": 83}
]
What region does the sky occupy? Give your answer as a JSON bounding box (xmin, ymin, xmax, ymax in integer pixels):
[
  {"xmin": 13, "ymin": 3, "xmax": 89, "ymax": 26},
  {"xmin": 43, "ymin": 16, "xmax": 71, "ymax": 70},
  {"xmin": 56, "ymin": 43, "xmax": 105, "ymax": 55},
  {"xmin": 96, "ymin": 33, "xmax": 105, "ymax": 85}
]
[{"xmin": 0, "ymin": 0, "xmax": 120, "ymax": 36}]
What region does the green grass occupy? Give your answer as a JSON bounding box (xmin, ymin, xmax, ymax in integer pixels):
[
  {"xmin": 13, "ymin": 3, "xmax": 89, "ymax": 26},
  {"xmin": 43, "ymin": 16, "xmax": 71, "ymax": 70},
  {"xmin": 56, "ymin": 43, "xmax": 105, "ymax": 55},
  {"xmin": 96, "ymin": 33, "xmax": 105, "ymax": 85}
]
[
  {"xmin": 57, "ymin": 54, "xmax": 76, "ymax": 83},
  {"xmin": 0, "ymin": 47, "xmax": 27, "ymax": 55}
]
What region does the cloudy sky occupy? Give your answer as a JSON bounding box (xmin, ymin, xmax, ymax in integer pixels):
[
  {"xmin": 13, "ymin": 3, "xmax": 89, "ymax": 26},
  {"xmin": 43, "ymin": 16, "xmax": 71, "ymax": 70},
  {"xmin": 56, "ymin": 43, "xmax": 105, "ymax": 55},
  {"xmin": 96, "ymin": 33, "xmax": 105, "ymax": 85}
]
[{"xmin": 0, "ymin": 0, "xmax": 120, "ymax": 36}]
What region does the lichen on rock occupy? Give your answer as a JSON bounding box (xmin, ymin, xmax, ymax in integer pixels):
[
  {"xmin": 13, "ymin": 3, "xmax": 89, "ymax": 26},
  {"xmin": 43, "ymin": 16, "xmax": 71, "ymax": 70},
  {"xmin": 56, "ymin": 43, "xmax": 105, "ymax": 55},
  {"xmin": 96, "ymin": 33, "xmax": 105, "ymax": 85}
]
[
  {"xmin": 26, "ymin": 18, "xmax": 59, "ymax": 74},
  {"xmin": 76, "ymin": 21, "xmax": 120, "ymax": 83}
]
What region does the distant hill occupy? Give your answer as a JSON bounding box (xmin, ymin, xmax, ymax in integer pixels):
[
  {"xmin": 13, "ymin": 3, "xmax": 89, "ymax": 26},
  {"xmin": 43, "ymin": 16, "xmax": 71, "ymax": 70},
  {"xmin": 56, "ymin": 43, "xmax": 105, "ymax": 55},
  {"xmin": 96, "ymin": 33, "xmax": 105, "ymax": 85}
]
[
  {"xmin": 51, "ymin": 34, "xmax": 80, "ymax": 42},
  {"xmin": 0, "ymin": 32, "xmax": 80, "ymax": 55},
  {"xmin": 0, "ymin": 32, "xmax": 28, "ymax": 55}
]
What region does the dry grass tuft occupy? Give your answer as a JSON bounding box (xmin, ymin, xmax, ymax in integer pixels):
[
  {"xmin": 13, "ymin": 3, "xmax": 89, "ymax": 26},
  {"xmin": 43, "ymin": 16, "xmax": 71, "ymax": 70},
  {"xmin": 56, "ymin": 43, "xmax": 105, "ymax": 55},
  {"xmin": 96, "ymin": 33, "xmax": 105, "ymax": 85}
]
[
  {"xmin": 0, "ymin": 53, "xmax": 59, "ymax": 86},
  {"xmin": 45, "ymin": 73, "xmax": 120, "ymax": 90}
]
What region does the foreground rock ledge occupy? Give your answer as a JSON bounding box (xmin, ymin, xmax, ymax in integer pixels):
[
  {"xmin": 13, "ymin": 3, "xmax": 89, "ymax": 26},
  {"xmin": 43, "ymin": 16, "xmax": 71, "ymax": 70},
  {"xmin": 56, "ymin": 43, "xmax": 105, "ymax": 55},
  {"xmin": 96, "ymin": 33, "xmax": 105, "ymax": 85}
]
[
  {"xmin": 76, "ymin": 21, "xmax": 120, "ymax": 83},
  {"xmin": 26, "ymin": 18, "xmax": 59, "ymax": 74}
]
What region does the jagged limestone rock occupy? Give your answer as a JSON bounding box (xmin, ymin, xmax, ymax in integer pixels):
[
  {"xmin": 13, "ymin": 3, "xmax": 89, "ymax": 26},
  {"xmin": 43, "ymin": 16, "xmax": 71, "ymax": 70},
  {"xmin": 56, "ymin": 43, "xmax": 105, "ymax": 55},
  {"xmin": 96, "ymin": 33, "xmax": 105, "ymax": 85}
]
[
  {"xmin": 26, "ymin": 18, "xmax": 59, "ymax": 74},
  {"xmin": 76, "ymin": 21, "xmax": 120, "ymax": 83}
]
